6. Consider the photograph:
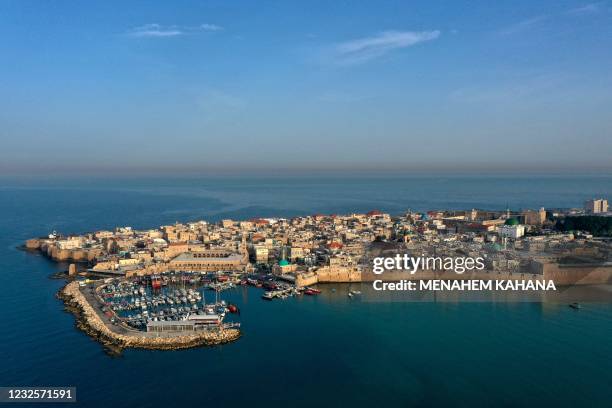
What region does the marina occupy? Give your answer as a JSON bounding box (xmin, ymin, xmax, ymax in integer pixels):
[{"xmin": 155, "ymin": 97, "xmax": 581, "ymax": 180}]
[
  {"xmin": 58, "ymin": 280, "xmax": 241, "ymax": 350},
  {"xmin": 97, "ymin": 275, "xmax": 247, "ymax": 332},
  {"xmin": 95, "ymin": 272, "xmax": 243, "ymax": 332},
  {"xmin": 62, "ymin": 268, "xmax": 320, "ymax": 349}
]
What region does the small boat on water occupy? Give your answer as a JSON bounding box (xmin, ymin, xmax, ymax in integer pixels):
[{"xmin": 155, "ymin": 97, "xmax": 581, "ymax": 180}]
[
  {"xmin": 262, "ymin": 292, "xmax": 274, "ymax": 300},
  {"xmin": 305, "ymin": 287, "xmax": 321, "ymax": 294},
  {"xmin": 569, "ymin": 302, "xmax": 581, "ymax": 310},
  {"xmin": 348, "ymin": 292, "xmax": 353, "ymax": 298},
  {"xmin": 263, "ymin": 281, "xmax": 278, "ymax": 290}
]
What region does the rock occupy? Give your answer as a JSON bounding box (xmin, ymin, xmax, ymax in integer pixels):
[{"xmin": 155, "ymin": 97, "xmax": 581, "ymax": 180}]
[{"xmin": 25, "ymin": 239, "xmax": 41, "ymax": 249}]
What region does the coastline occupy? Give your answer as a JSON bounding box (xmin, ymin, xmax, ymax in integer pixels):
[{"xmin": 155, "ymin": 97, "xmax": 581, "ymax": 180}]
[{"xmin": 57, "ymin": 281, "xmax": 241, "ymax": 351}]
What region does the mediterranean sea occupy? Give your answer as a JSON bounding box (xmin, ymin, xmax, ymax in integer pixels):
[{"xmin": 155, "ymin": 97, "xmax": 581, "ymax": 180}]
[{"xmin": 1, "ymin": 174, "xmax": 611, "ymax": 407}]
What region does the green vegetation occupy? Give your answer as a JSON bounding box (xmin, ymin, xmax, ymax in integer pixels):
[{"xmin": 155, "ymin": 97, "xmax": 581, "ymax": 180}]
[{"xmin": 556, "ymin": 216, "xmax": 612, "ymax": 236}]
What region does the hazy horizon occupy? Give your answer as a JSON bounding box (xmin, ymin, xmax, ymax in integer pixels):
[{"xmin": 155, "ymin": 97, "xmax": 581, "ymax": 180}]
[
  {"xmin": 2, "ymin": 0, "xmax": 611, "ymax": 172},
  {"xmin": 2, "ymin": 165, "xmax": 612, "ymax": 178}
]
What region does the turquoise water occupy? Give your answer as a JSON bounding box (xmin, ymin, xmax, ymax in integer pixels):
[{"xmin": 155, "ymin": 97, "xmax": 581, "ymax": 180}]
[{"xmin": 1, "ymin": 175, "xmax": 611, "ymax": 407}]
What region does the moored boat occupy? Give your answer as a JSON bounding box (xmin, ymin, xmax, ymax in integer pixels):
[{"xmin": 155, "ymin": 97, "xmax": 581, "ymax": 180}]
[{"xmin": 305, "ymin": 287, "xmax": 321, "ymax": 294}]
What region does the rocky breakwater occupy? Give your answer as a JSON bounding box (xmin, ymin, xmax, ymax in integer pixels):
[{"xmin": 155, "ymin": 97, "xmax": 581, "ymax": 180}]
[{"xmin": 58, "ymin": 281, "xmax": 241, "ymax": 350}]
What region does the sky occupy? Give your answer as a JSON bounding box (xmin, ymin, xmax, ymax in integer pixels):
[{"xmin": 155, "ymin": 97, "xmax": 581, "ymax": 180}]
[{"xmin": 1, "ymin": 0, "xmax": 611, "ymax": 173}]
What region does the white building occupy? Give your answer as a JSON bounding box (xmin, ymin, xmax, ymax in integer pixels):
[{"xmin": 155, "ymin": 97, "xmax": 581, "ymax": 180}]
[{"xmin": 499, "ymin": 219, "xmax": 525, "ymax": 239}]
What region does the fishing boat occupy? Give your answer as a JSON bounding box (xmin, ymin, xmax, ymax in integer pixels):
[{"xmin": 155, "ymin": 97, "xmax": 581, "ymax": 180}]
[
  {"xmin": 305, "ymin": 287, "xmax": 321, "ymax": 294},
  {"xmin": 263, "ymin": 281, "xmax": 278, "ymax": 290},
  {"xmin": 262, "ymin": 292, "xmax": 274, "ymax": 300}
]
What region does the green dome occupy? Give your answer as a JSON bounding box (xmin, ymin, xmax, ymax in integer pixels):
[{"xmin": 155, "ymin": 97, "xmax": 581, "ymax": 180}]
[
  {"xmin": 504, "ymin": 218, "xmax": 520, "ymax": 226},
  {"xmin": 279, "ymin": 259, "xmax": 290, "ymax": 266}
]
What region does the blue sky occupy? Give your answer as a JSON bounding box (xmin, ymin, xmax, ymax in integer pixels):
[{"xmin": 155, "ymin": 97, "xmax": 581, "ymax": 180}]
[{"xmin": 1, "ymin": 0, "xmax": 611, "ymax": 173}]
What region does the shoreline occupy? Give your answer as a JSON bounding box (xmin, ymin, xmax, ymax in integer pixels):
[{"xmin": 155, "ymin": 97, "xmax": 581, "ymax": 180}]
[{"xmin": 57, "ymin": 281, "xmax": 241, "ymax": 351}]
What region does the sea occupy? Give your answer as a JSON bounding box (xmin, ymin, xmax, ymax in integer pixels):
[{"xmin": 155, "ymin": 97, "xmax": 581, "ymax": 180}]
[{"xmin": 0, "ymin": 174, "xmax": 611, "ymax": 407}]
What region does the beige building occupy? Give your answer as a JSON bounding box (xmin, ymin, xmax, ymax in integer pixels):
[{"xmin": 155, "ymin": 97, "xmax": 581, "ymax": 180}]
[
  {"xmin": 253, "ymin": 245, "xmax": 269, "ymax": 263},
  {"xmin": 585, "ymin": 199, "xmax": 608, "ymax": 214},
  {"xmin": 523, "ymin": 207, "xmax": 546, "ymax": 225},
  {"xmin": 272, "ymin": 260, "xmax": 298, "ymax": 275},
  {"xmin": 118, "ymin": 258, "xmax": 140, "ymax": 266},
  {"xmin": 289, "ymin": 246, "xmax": 304, "ymax": 260},
  {"xmin": 169, "ymin": 250, "xmax": 247, "ymax": 272}
]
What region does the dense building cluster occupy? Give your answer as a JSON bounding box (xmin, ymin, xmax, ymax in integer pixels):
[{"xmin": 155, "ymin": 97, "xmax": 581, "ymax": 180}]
[{"xmin": 26, "ymin": 199, "xmax": 611, "ymax": 286}]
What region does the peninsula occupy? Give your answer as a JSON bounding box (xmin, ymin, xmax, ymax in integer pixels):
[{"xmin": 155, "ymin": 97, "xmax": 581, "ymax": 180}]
[{"xmin": 25, "ymin": 201, "xmax": 612, "ymax": 350}]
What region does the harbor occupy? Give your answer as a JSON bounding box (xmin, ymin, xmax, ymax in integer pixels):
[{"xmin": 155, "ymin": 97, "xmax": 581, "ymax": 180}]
[
  {"xmin": 97, "ymin": 273, "xmax": 240, "ymax": 331},
  {"xmin": 58, "ymin": 277, "xmax": 242, "ymax": 351},
  {"xmin": 58, "ymin": 268, "xmax": 332, "ymax": 350}
]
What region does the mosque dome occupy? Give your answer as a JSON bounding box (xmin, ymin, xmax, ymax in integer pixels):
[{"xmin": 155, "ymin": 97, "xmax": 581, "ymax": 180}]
[
  {"xmin": 504, "ymin": 218, "xmax": 520, "ymax": 226},
  {"xmin": 279, "ymin": 259, "xmax": 290, "ymax": 266}
]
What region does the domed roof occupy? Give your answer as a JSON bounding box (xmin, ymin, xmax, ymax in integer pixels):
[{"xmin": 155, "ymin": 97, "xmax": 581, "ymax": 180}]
[
  {"xmin": 504, "ymin": 218, "xmax": 519, "ymax": 226},
  {"xmin": 279, "ymin": 259, "xmax": 290, "ymax": 266}
]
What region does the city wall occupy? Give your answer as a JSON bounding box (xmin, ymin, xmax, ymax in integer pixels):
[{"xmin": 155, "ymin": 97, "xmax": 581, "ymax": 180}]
[
  {"xmin": 530, "ymin": 261, "xmax": 612, "ymax": 285},
  {"xmin": 27, "ymin": 239, "xmax": 102, "ymax": 262}
]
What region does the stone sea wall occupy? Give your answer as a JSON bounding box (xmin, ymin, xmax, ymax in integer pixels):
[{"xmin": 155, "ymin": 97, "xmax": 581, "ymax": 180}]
[
  {"xmin": 58, "ymin": 281, "xmax": 240, "ymax": 350},
  {"xmin": 26, "ymin": 239, "xmax": 102, "ymax": 262}
]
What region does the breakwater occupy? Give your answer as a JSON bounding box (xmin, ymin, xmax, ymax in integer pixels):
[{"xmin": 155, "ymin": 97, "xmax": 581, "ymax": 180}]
[{"xmin": 58, "ymin": 281, "xmax": 240, "ymax": 350}]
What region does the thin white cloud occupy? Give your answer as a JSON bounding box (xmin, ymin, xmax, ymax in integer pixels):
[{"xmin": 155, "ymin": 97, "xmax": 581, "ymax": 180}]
[
  {"xmin": 331, "ymin": 30, "xmax": 440, "ymax": 65},
  {"xmin": 499, "ymin": 16, "xmax": 549, "ymax": 36},
  {"xmin": 567, "ymin": 2, "xmax": 605, "ymax": 15},
  {"xmin": 200, "ymin": 23, "xmax": 223, "ymax": 31},
  {"xmin": 128, "ymin": 23, "xmax": 224, "ymax": 38},
  {"xmin": 501, "ymin": 3, "xmax": 606, "ymax": 36},
  {"xmin": 129, "ymin": 24, "xmax": 183, "ymax": 38}
]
